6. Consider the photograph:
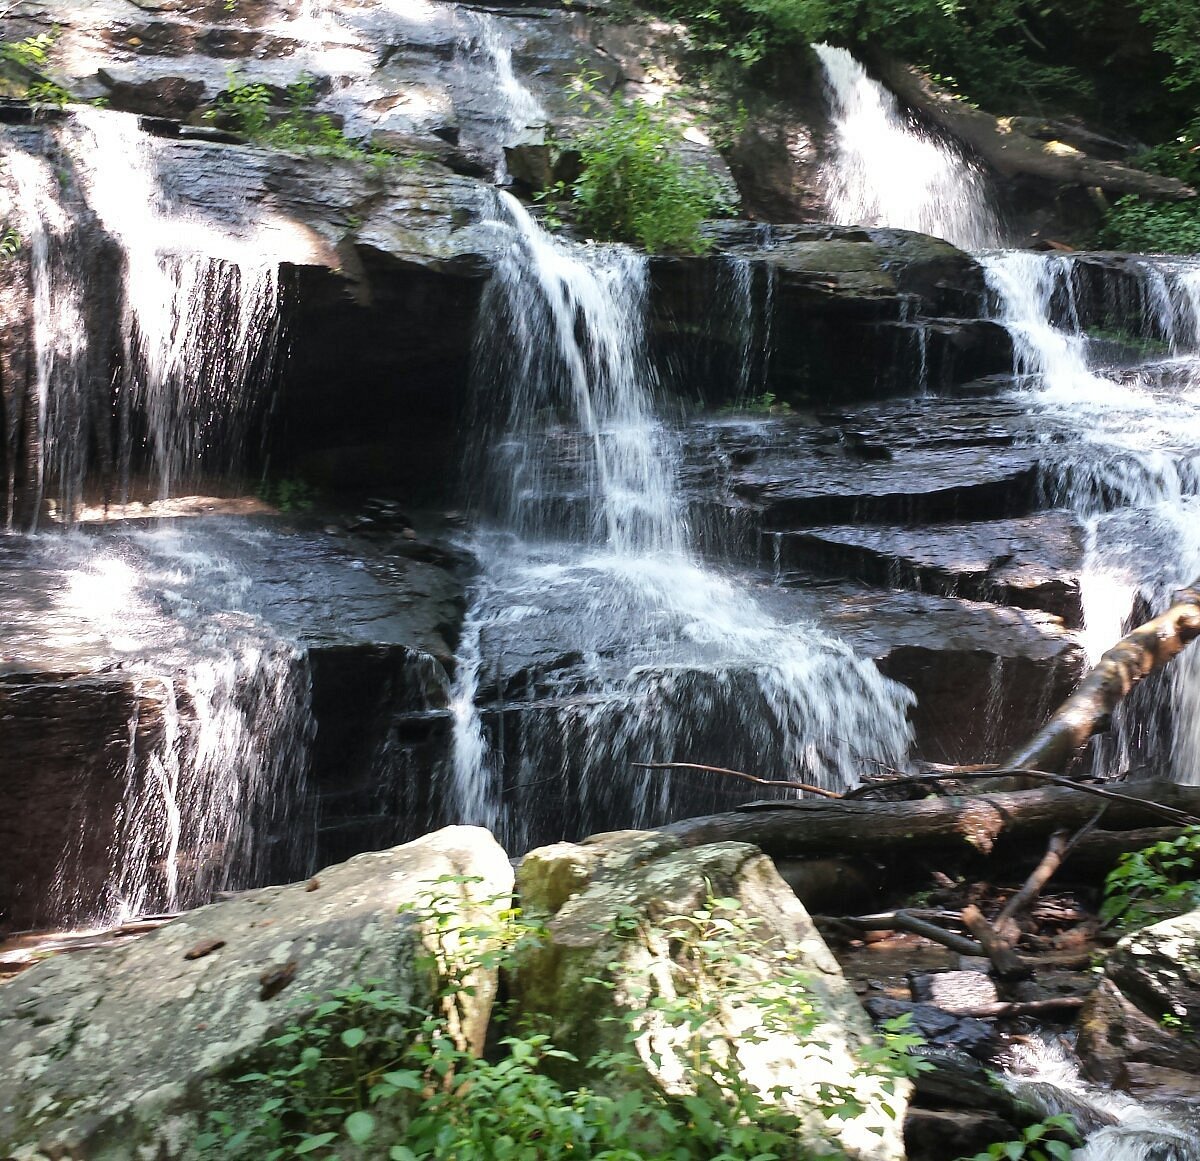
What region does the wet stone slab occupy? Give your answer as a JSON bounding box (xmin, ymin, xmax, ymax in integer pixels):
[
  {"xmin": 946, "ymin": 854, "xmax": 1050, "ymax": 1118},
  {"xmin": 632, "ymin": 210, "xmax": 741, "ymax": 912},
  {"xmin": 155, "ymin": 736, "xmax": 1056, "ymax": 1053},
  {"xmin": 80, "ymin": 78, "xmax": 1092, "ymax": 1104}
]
[{"xmin": 771, "ymin": 512, "xmax": 1085, "ymax": 626}]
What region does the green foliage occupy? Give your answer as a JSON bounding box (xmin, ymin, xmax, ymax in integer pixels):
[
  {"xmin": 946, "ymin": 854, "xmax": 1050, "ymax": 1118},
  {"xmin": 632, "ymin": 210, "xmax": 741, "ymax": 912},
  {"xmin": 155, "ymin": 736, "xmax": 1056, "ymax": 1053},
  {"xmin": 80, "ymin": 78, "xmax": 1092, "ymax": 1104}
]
[
  {"xmin": 961, "ymin": 1114, "xmax": 1081, "ymax": 1161},
  {"xmin": 0, "ymin": 227, "xmax": 21, "ymax": 259},
  {"xmin": 565, "ymin": 75, "xmax": 735, "ymax": 253},
  {"xmin": 258, "ymin": 477, "xmax": 317, "ymax": 513},
  {"xmin": 0, "ymin": 32, "xmax": 55, "ymax": 72},
  {"xmin": 1131, "ymin": 0, "xmax": 1200, "ymax": 95},
  {"xmin": 25, "ymin": 78, "xmax": 70, "ymax": 107},
  {"xmin": 1102, "ymin": 825, "xmax": 1200, "ymax": 928},
  {"xmin": 199, "ymin": 879, "xmax": 926, "ymax": 1159},
  {"xmin": 209, "ymin": 74, "xmax": 393, "ymax": 166},
  {"xmin": 1098, "ymin": 196, "xmax": 1200, "ymax": 255},
  {"xmin": 719, "ymin": 391, "xmax": 792, "ymax": 415}
]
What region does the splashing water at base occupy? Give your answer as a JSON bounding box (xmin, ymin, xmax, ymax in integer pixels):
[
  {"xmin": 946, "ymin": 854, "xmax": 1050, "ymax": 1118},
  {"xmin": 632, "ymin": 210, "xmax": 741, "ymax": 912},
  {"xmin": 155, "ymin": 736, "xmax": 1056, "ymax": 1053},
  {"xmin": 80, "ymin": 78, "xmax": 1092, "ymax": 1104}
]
[
  {"xmin": 1003, "ymin": 1038, "xmax": 1200, "ymax": 1161},
  {"xmin": 814, "ymin": 44, "xmax": 1003, "ymax": 251},
  {"xmin": 449, "ymin": 193, "xmax": 914, "ymax": 846}
]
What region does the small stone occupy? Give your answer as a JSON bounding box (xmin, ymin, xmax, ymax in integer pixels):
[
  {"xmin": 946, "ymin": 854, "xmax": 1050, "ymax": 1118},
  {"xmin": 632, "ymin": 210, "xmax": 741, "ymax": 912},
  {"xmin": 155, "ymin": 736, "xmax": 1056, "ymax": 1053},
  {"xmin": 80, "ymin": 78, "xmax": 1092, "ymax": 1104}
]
[
  {"xmin": 258, "ymin": 960, "xmax": 298, "ymax": 1001},
  {"xmin": 910, "ymin": 970, "xmax": 998, "ymax": 1008},
  {"xmin": 305, "ymin": 878, "xmax": 320, "ymax": 892},
  {"xmin": 183, "ymin": 938, "xmax": 225, "ymax": 961}
]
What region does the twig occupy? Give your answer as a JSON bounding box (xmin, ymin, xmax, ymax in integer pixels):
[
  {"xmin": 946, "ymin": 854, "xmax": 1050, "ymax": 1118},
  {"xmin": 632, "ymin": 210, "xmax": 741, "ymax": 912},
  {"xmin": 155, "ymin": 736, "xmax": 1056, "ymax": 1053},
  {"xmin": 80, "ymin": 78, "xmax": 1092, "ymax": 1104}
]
[
  {"xmin": 632, "ymin": 762, "xmax": 844, "ymax": 799},
  {"xmin": 962, "ymin": 904, "xmax": 1031, "ymax": 979},
  {"xmin": 996, "ymin": 829, "xmax": 1069, "ymax": 940}
]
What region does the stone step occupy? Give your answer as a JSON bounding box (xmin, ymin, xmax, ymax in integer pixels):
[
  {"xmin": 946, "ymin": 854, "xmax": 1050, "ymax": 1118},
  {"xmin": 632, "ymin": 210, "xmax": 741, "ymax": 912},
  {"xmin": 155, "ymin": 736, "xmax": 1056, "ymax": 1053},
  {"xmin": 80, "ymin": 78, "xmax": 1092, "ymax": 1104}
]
[{"xmin": 769, "ymin": 513, "xmax": 1084, "ymax": 626}]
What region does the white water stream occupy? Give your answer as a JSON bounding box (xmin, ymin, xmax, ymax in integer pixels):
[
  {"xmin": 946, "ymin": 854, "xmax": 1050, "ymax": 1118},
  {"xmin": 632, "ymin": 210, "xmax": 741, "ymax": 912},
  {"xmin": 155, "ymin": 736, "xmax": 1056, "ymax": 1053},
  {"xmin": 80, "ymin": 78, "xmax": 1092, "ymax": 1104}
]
[
  {"xmin": 65, "ymin": 108, "xmax": 281, "ymax": 503},
  {"xmin": 814, "ymin": 43, "xmax": 1004, "ymax": 250},
  {"xmin": 981, "ymin": 249, "xmax": 1200, "ymax": 782},
  {"xmin": 4, "ymin": 111, "xmax": 310, "ymax": 924},
  {"xmin": 450, "ymin": 192, "xmax": 915, "ymax": 846}
]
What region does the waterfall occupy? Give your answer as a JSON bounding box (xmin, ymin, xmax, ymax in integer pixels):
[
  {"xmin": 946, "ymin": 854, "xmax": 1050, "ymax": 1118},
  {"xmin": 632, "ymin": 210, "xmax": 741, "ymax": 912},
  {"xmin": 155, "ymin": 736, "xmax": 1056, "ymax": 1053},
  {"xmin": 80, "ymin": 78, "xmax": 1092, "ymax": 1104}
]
[
  {"xmin": 450, "ymin": 192, "xmax": 914, "ymax": 847},
  {"xmin": 982, "ymin": 250, "xmax": 1200, "ymax": 780},
  {"xmin": 34, "ymin": 523, "xmax": 316, "ymax": 923},
  {"xmin": 64, "ymin": 108, "xmax": 281, "ymax": 503},
  {"xmin": 814, "ymin": 43, "xmax": 1003, "ymax": 250},
  {"xmin": 456, "ymin": 12, "xmax": 547, "ymax": 180},
  {"xmin": 6, "ymin": 111, "xmax": 311, "ymax": 925},
  {"xmin": 7, "ymin": 151, "xmax": 88, "ymax": 527}
]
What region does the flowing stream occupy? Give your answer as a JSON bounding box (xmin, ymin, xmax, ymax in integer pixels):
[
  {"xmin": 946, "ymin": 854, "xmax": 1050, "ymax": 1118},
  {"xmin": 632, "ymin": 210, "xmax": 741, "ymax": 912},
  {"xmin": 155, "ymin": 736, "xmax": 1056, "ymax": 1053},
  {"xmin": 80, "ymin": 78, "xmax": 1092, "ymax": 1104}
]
[
  {"xmin": 448, "ymin": 192, "xmax": 915, "ymax": 848},
  {"xmin": 981, "ymin": 249, "xmax": 1200, "ymax": 782}
]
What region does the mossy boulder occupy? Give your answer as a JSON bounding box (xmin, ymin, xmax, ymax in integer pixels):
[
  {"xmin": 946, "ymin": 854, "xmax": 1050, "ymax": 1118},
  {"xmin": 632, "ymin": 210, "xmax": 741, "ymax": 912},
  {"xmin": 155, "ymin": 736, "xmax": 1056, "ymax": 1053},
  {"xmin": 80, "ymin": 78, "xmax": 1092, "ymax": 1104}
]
[{"xmin": 510, "ymin": 831, "xmax": 910, "ymax": 1161}]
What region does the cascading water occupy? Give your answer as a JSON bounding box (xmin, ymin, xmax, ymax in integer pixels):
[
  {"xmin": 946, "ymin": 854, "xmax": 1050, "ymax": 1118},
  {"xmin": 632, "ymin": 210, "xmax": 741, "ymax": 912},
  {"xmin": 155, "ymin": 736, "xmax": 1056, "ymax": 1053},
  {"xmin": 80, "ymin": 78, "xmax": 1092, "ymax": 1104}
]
[
  {"xmin": 449, "ymin": 192, "xmax": 914, "ymax": 848},
  {"xmin": 981, "ymin": 249, "xmax": 1200, "ymax": 781},
  {"xmin": 4, "ymin": 111, "xmax": 312, "ymax": 926},
  {"xmin": 456, "ymin": 12, "xmax": 547, "ymax": 180},
  {"xmin": 1001, "ymin": 1038, "xmax": 1200, "ymax": 1161},
  {"xmin": 64, "ymin": 108, "xmax": 281, "ymax": 503},
  {"xmin": 7, "ymin": 152, "xmax": 88, "ymax": 528},
  {"xmin": 814, "ymin": 43, "xmax": 1004, "ymax": 251},
  {"xmin": 18, "ymin": 522, "xmax": 317, "ymax": 924}
]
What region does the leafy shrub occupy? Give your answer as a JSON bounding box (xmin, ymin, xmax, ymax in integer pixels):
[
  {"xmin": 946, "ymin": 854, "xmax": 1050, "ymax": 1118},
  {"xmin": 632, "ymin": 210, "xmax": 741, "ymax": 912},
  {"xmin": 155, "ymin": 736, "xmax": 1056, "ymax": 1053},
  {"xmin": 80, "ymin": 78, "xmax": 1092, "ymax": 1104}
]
[
  {"xmin": 198, "ymin": 878, "xmax": 926, "ymax": 1159},
  {"xmin": 962, "ymin": 1113, "xmax": 1081, "ymax": 1161},
  {"xmin": 565, "ymin": 77, "xmax": 735, "ymax": 253},
  {"xmin": 1102, "ymin": 825, "xmax": 1200, "ymax": 929},
  {"xmin": 208, "ymin": 74, "xmax": 391, "ymax": 166},
  {"xmin": 1099, "ymin": 195, "xmax": 1200, "ymax": 253},
  {"xmin": 0, "ymin": 32, "xmax": 55, "ymax": 72}
]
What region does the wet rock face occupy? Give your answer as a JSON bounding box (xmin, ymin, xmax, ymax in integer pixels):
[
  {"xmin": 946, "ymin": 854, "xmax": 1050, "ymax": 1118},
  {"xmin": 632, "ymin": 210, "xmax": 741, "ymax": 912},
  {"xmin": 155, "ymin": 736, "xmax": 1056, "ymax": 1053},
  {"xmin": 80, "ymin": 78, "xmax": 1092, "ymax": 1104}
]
[
  {"xmin": 0, "ymin": 826, "xmax": 513, "ymax": 1160},
  {"xmin": 0, "ymin": 517, "xmax": 468, "ymax": 933}
]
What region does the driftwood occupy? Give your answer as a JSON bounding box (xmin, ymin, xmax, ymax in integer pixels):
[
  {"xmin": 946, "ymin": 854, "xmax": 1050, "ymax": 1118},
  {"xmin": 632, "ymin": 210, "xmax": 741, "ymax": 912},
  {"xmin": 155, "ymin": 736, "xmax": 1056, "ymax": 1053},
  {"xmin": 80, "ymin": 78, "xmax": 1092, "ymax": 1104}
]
[
  {"xmin": 1004, "ymin": 582, "xmax": 1200, "ymax": 773},
  {"xmin": 657, "ymin": 780, "xmax": 1200, "ymax": 860},
  {"xmin": 871, "ymin": 54, "xmax": 1196, "ymax": 202}
]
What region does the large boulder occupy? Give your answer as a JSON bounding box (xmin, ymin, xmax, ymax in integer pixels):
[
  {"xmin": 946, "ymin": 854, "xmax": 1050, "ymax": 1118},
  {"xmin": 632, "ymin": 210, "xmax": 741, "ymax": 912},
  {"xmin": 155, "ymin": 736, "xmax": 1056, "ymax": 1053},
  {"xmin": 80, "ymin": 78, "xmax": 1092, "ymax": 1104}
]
[
  {"xmin": 512, "ymin": 831, "xmax": 910, "ymax": 1161},
  {"xmin": 1078, "ymin": 910, "xmax": 1200, "ymax": 1104},
  {"xmin": 0, "ymin": 826, "xmax": 513, "ymax": 1160}
]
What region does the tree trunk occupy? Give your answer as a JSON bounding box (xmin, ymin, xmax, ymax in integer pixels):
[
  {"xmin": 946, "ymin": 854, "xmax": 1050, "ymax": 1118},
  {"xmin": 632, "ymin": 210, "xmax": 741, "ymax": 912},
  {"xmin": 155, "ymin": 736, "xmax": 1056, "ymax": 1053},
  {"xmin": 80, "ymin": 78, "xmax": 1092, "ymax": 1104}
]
[
  {"xmin": 658, "ymin": 781, "xmax": 1200, "ymax": 860},
  {"xmin": 1004, "ymin": 582, "xmax": 1200, "ymax": 772}
]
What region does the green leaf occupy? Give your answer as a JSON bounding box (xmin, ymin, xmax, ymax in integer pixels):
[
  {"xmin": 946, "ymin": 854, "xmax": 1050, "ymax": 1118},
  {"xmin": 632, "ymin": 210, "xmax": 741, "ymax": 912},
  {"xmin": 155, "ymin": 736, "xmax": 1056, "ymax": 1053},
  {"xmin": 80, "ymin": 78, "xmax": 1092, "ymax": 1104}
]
[
  {"xmin": 344, "ymin": 1111, "xmax": 376, "ymax": 1144},
  {"xmin": 294, "ymin": 1131, "xmax": 338, "ymax": 1153},
  {"xmin": 341, "ymin": 1027, "xmax": 367, "ymax": 1049}
]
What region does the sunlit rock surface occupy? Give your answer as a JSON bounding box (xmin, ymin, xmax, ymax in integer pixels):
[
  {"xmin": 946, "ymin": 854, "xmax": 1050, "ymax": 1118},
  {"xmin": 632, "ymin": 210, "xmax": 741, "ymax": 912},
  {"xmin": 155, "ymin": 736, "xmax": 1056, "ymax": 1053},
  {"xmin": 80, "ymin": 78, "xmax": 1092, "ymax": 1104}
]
[
  {"xmin": 0, "ymin": 825, "xmax": 512, "ymax": 1160},
  {"xmin": 513, "ymin": 833, "xmax": 910, "ymax": 1161}
]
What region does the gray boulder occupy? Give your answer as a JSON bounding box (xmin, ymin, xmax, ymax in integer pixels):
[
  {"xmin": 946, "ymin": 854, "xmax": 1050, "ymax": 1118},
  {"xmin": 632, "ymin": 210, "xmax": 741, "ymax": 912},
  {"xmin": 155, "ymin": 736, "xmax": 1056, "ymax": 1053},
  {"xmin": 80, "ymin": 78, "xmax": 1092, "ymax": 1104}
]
[
  {"xmin": 512, "ymin": 831, "xmax": 910, "ymax": 1161},
  {"xmin": 0, "ymin": 826, "xmax": 513, "ymax": 1160}
]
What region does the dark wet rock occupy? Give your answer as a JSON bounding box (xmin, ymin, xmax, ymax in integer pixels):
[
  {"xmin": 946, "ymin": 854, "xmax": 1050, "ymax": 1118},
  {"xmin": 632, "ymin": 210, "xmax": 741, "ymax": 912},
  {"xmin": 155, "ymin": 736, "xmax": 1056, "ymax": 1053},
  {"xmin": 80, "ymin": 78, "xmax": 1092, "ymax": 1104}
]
[
  {"xmin": 770, "ymin": 583, "xmax": 1083, "ymax": 764},
  {"xmin": 0, "ymin": 827, "xmax": 512, "ymax": 1160},
  {"xmin": 775, "ymin": 513, "xmax": 1084, "ymax": 625},
  {"xmin": 904, "ymin": 1108, "xmax": 1020, "ymax": 1161},
  {"xmin": 865, "ymin": 996, "xmax": 999, "ymax": 1058},
  {"xmin": 735, "ymin": 446, "xmax": 1040, "ymax": 527},
  {"xmin": 1078, "ymin": 977, "xmax": 1200, "ymax": 1084}
]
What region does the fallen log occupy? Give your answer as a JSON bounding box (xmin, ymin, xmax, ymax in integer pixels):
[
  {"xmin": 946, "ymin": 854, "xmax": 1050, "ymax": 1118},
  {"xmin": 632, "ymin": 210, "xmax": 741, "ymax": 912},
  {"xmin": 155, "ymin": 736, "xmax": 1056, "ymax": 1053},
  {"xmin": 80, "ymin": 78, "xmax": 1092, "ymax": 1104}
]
[
  {"xmin": 657, "ymin": 780, "xmax": 1200, "ymax": 860},
  {"xmin": 870, "ymin": 54, "xmax": 1196, "ymax": 202},
  {"xmin": 1003, "ymin": 582, "xmax": 1200, "ymax": 773}
]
